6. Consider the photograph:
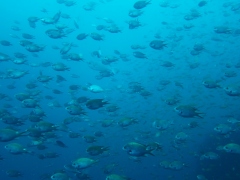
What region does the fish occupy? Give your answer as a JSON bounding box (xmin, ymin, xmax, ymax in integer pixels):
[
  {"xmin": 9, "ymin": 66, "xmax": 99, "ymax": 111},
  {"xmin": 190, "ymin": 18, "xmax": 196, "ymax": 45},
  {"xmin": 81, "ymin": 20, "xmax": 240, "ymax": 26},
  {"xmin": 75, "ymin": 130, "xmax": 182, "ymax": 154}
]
[
  {"xmin": 86, "ymin": 145, "xmax": 109, "ymax": 156},
  {"xmin": 72, "ymin": 157, "xmax": 98, "ymax": 169},
  {"xmin": 174, "ymin": 105, "xmax": 203, "ymax": 118},
  {"xmin": 87, "ymin": 84, "xmax": 104, "ymax": 93},
  {"xmin": 223, "ymin": 143, "xmax": 240, "ymax": 154},
  {"xmin": 65, "ymin": 105, "xmax": 85, "ymax": 115},
  {"xmin": 214, "ymin": 123, "xmax": 233, "ymax": 135},
  {"xmin": 0, "ymin": 128, "xmax": 27, "ymax": 142},
  {"xmin": 56, "ymin": 140, "xmax": 67, "ymax": 148},
  {"xmin": 122, "ymin": 142, "xmax": 154, "ymax": 157},
  {"xmin": 168, "ymin": 161, "xmax": 186, "ymax": 170},
  {"xmin": 5, "ymin": 143, "xmax": 33, "ymax": 154},
  {"xmin": 106, "ymin": 174, "xmax": 130, "ymax": 180},
  {"xmin": 200, "ymin": 152, "xmax": 219, "ymax": 160},
  {"xmin": 86, "ymin": 99, "xmax": 109, "ymax": 110},
  {"xmin": 6, "ymin": 170, "xmax": 22, "ymax": 177},
  {"xmin": 133, "ymin": 0, "xmax": 151, "ymax": 9},
  {"xmin": 175, "ymin": 132, "xmax": 188, "ymax": 143},
  {"xmin": 51, "ymin": 172, "xmax": 70, "ymax": 180}
]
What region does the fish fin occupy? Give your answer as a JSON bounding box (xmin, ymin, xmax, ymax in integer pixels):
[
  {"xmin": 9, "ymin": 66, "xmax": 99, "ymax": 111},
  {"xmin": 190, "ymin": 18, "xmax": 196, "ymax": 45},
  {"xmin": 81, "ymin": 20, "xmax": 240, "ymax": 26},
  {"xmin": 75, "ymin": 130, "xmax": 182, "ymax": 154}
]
[
  {"xmin": 146, "ymin": 150, "xmax": 155, "ymax": 156},
  {"xmin": 197, "ymin": 113, "xmax": 204, "ymax": 118}
]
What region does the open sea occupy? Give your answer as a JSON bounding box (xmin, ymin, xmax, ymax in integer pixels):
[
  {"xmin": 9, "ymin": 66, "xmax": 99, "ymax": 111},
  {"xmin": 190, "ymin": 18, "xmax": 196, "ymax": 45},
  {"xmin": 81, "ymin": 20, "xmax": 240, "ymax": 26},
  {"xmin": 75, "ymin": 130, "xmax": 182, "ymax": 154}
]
[{"xmin": 0, "ymin": 0, "xmax": 240, "ymax": 180}]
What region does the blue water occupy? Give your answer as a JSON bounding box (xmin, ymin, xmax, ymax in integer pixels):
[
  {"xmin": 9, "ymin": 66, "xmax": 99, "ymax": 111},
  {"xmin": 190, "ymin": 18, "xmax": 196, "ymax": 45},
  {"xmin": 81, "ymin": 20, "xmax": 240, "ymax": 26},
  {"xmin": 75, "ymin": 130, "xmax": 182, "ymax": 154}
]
[{"xmin": 0, "ymin": 0, "xmax": 240, "ymax": 179}]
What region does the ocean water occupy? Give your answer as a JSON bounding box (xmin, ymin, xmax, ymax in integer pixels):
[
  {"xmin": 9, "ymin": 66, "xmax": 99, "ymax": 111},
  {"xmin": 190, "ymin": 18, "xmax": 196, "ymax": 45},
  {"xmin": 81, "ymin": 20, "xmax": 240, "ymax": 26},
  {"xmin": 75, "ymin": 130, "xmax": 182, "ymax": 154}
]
[{"xmin": 0, "ymin": 0, "xmax": 240, "ymax": 179}]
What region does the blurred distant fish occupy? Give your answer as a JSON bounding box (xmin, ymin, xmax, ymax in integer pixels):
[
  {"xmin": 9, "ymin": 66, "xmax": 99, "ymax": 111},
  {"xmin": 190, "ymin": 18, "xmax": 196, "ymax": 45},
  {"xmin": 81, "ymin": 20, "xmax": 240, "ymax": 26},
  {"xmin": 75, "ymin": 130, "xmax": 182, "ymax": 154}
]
[
  {"xmin": 51, "ymin": 173, "xmax": 70, "ymax": 180},
  {"xmin": 5, "ymin": 143, "xmax": 33, "ymax": 155},
  {"xmin": 86, "ymin": 99, "xmax": 109, "ymax": 110},
  {"xmin": 198, "ymin": 1, "xmax": 207, "ymax": 7},
  {"xmin": 76, "ymin": 33, "xmax": 88, "ymax": 40},
  {"xmin": 6, "ymin": 170, "xmax": 22, "ymax": 177},
  {"xmin": 40, "ymin": 8, "xmax": 48, "ymax": 13},
  {"xmin": 174, "ymin": 105, "xmax": 203, "ymax": 118},
  {"xmin": 56, "ymin": 140, "xmax": 67, "ymax": 148},
  {"xmin": 83, "ymin": 2, "xmax": 96, "ymax": 11},
  {"xmin": 86, "ymin": 84, "xmax": 104, "ymax": 93},
  {"xmin": 60, "ymin": 43, "xmax": 72, "ymax": 54},
  {"xmin": 74, "ymin": 20, "xmax": 79, "ymax": 29},
  {"xmin": 48, "ymin": 100, "xmax": 62, "ymax": 108},
  {"xmin": 133, "ymin": 0, "xmax": 151, "ymax": 9},
  {"xmin": 41, "ymin": 11, "xmax": 61, "ymax": 24}
]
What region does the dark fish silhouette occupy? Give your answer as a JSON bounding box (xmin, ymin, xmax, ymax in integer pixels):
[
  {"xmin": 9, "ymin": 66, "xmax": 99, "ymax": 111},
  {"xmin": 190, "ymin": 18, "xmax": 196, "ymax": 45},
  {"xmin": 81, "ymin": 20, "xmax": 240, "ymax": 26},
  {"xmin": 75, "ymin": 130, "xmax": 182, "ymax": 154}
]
[{"xmin": 56, "ymin": 140, "xmax": 67, "ymax": 148}]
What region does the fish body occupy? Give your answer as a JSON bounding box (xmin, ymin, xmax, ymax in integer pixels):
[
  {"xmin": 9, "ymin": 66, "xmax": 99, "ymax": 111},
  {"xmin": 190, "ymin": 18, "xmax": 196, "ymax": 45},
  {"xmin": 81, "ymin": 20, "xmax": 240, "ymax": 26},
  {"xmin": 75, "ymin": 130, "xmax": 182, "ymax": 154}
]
[
  {"xmin": 134, "ymin": 0, "xmax": 151, "ymax": 9},
  {"xmin": 86, "ymin": 99, "xmax": 108, "ymax": 110},
  {"xmin": 169, "ymin": 161, "xmax": 185, "ymax": 170},
  {"xmin": 22, "ymin": 98, "xmax": 38, "ymax": 108},
  {"xmin": 51, "ymin": 172, "xmax": 70, "ymax": 180},
  {"xmin": 118, "ymin": 117, "xmax": 138, "ymax": 127},
  {"xmin": 87, "ymin": 85, "xmax": 104, "ymax": 93},
  {"xmin": 0, "ymin": 128, "xmax": 26, "ymax": 142},
  {"xmin": 65, "ymin": 105, "xmax": 85, "ymax": 115},
  {"xmin": 106, "ymin": 174, "xmax": 130, "ymax": 180},
  {"xmin": 223, "ymin": 143, "xmax": 240, "ymax": 154},
  {"xmin": 35, "ymin": 121, "xmax": 56, "ymax": 132},
  {"xmin": 175, "ymin": 132, "xmax": 188, "ymax": 143},
  {"xmin": 200, "ymin": 152, "xmax": 219, "ymax": 160},
  {"xmin": 72, "ymin": 157, "xmax": 98, "ymax": 169},
  {"xmin": 224, "ymin": 85, "xmax": 240, "ymax": 96},
  {"xmin": 5, "ymin": 143, "xmax": 32, "ymax": 154},
  {"xmin": 122, "ymin": 142, "xmax": 154, "ymax": 157},
  {"xmin": 174, "ymin": 105, "xmax": 203, "ymax": 118},
  {"xmin": 86, "ymin": 146, "xmax": 109, "ymax": 156},
  {"xmin": 214, "ymin": 123, "xmax": 233, "ymax": 135},
  {"xmin": 152, "ymin": 119, "xmax": 173, "ymax": 130}
]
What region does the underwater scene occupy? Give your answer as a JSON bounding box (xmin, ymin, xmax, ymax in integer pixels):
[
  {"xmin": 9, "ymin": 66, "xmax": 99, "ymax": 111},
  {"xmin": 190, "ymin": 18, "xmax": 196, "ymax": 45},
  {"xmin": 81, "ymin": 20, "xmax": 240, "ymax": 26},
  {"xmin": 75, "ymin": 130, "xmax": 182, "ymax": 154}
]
[{"xmin": 0, "ymin": 0, "xmax": 240, "ymax": 179}]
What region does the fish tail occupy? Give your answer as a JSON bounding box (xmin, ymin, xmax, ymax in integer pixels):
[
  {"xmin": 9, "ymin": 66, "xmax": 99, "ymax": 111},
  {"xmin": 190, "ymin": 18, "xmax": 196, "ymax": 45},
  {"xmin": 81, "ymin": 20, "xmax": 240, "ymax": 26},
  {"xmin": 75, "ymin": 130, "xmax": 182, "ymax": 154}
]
[
  {"xmin": 147, "ymin": 150, "xmax": 155, "ymax": 156},
  {"xmin": 197, "ymin": 113, "xmax": 204, "ymax": 118}
]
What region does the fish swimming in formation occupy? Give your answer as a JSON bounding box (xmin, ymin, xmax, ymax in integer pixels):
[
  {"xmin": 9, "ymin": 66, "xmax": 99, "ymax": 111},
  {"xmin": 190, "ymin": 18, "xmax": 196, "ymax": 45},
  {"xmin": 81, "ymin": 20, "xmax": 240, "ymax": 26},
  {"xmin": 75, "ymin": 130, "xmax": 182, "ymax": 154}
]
[{"xmin": 1, "ymin": 0, "xmax": 240, "ymax": 179}]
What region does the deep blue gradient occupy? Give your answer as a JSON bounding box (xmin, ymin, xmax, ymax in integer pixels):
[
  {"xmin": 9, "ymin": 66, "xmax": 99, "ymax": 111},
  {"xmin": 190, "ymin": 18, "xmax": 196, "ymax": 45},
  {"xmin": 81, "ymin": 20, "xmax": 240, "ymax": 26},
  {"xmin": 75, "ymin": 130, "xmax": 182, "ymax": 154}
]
[{"xmin": 0, "ymin": 0, "xmax": 240, "ymax": 180}]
